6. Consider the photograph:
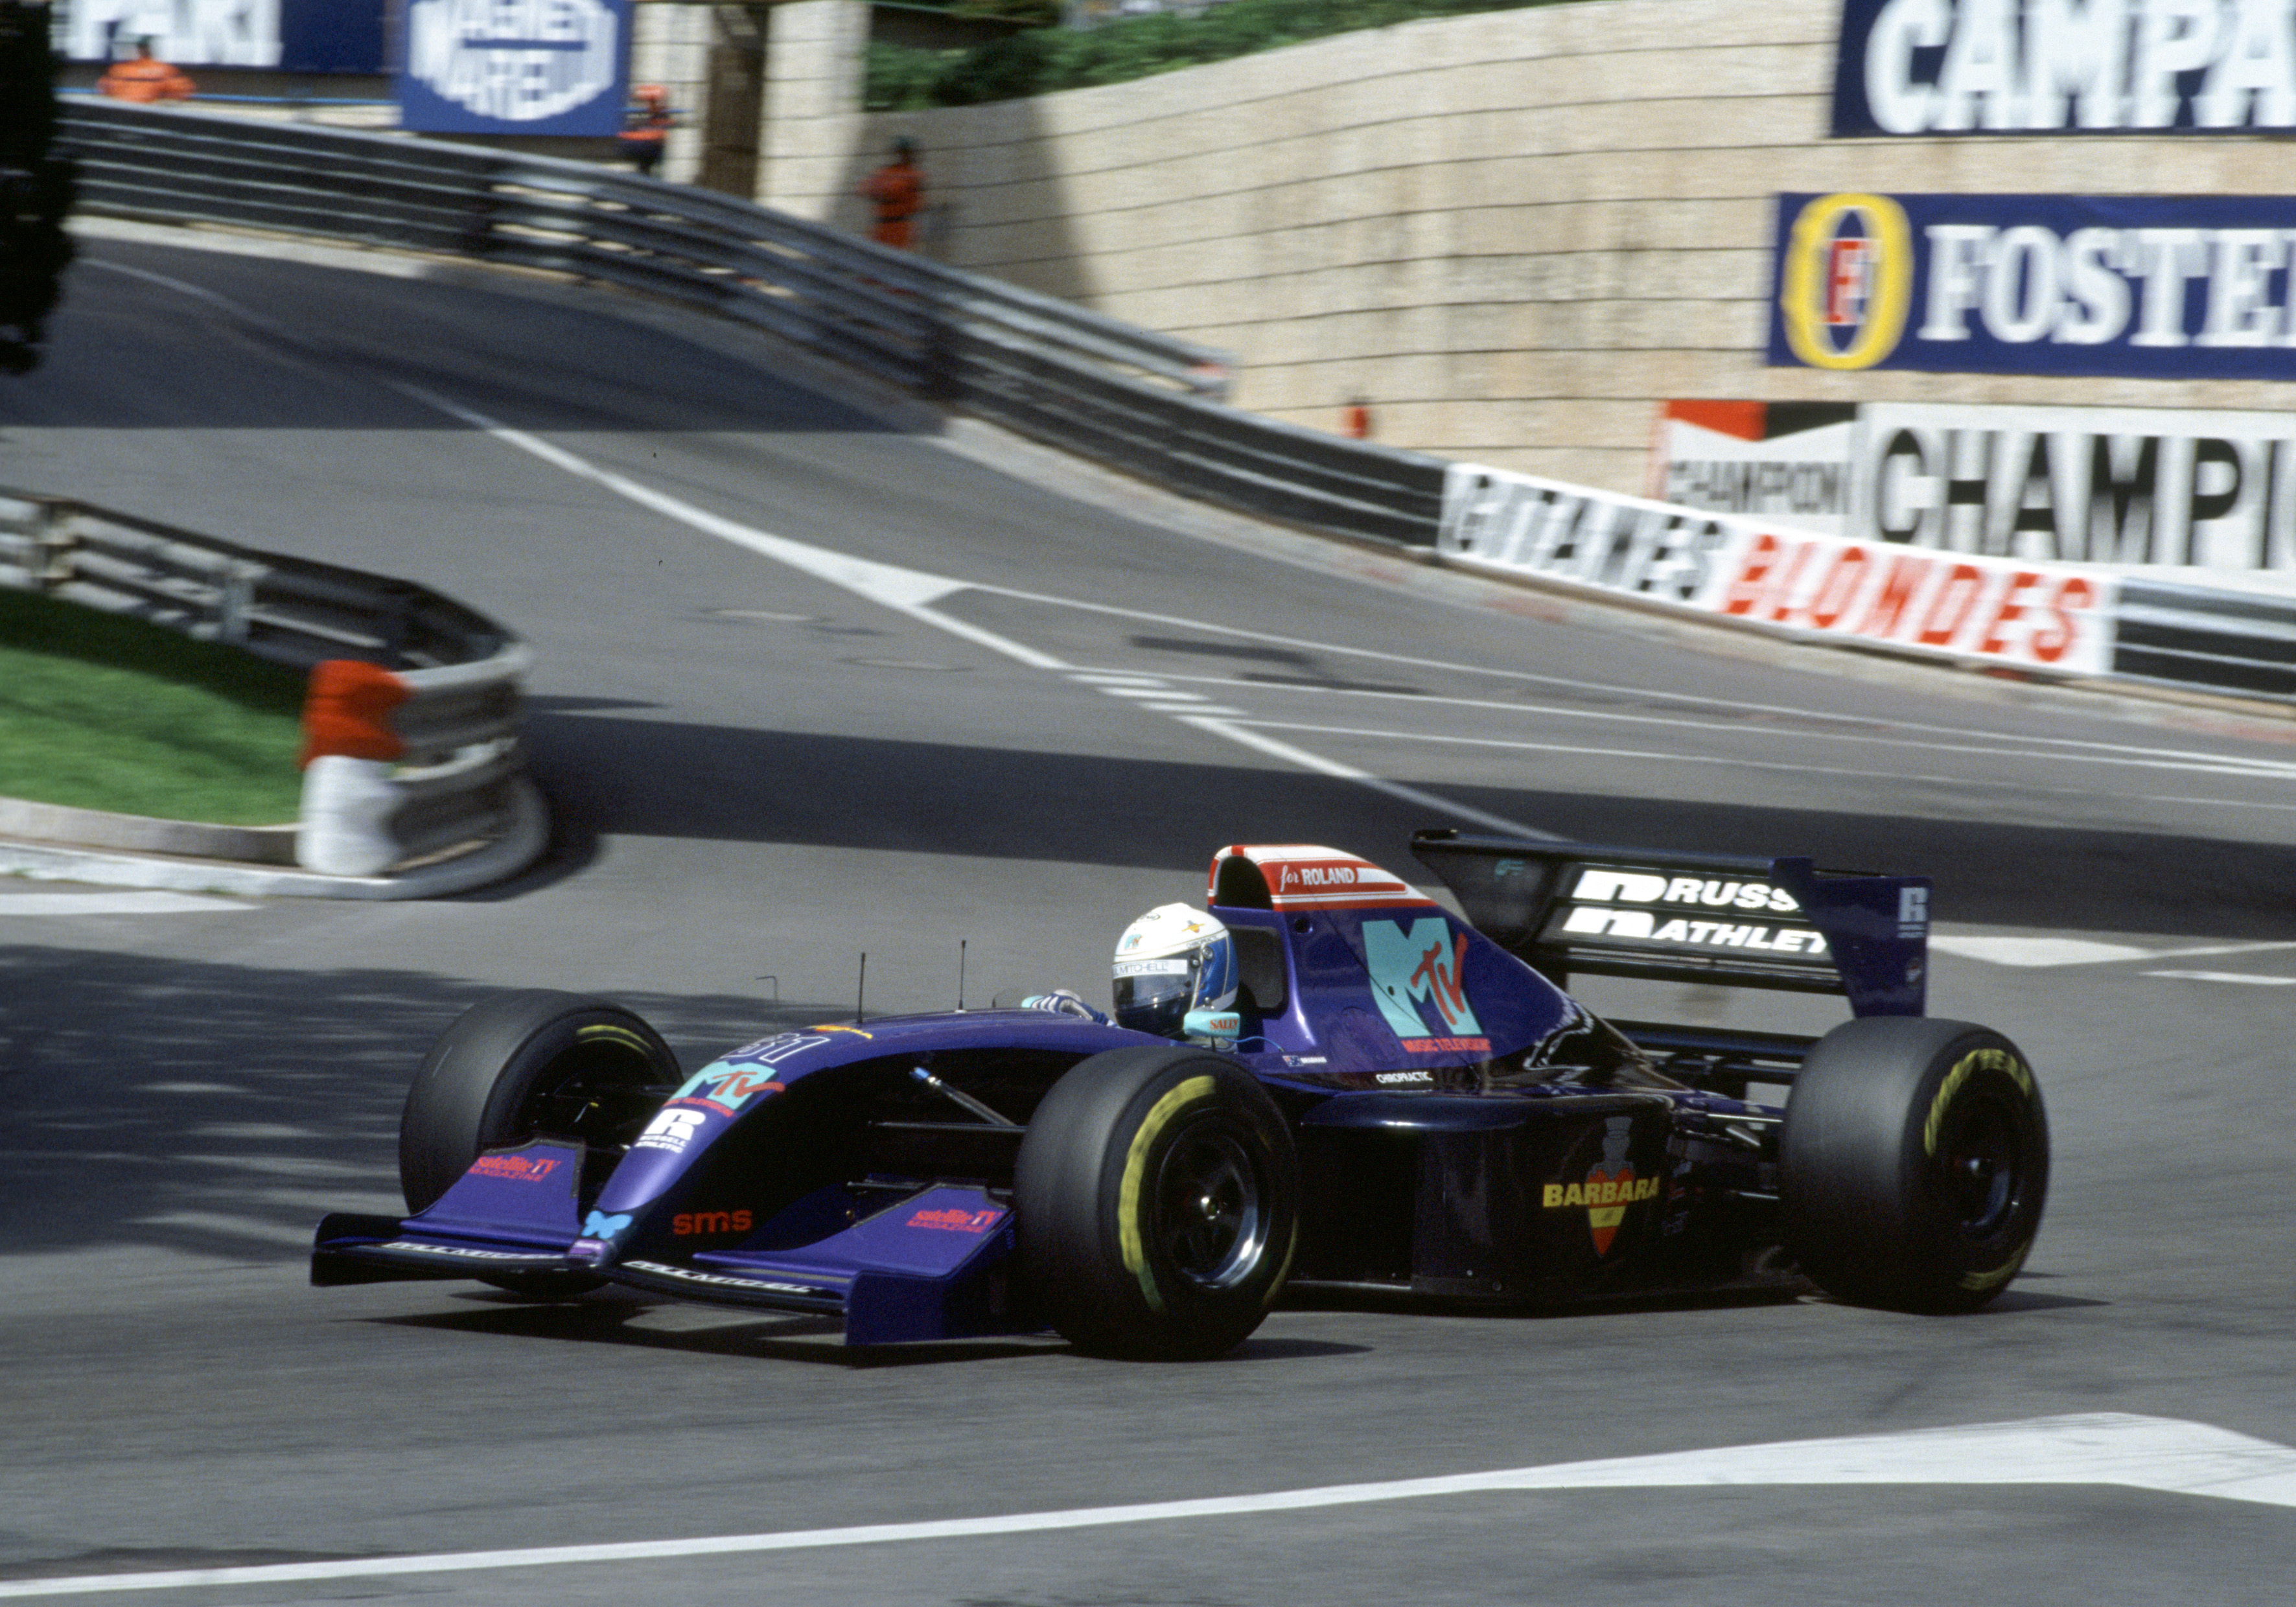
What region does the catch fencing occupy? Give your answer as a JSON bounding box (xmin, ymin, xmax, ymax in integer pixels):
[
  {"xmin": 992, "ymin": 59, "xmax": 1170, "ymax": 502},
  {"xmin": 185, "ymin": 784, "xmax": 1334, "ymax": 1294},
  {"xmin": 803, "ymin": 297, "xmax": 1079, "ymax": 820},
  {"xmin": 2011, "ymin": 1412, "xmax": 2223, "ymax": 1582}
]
[
  {"xmin": 0, "ymin": 489, "xmax": 531, "ymax": 871},
  {"xmin": 56, "ymin": 102, "xmax": 2295, "ymax": 710}
]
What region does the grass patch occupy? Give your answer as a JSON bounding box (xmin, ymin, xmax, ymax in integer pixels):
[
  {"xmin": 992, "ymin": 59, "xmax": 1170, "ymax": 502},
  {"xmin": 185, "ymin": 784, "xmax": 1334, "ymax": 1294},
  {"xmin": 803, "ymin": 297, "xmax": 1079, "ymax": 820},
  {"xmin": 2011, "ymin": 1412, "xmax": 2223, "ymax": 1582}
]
[
  {"xmin": 0, "ymin": 588, "xmax": 307, "ymax": 824},
  {"xmin": 866, "ymin": 0, "xmax": 1576, "ymax": 109}
]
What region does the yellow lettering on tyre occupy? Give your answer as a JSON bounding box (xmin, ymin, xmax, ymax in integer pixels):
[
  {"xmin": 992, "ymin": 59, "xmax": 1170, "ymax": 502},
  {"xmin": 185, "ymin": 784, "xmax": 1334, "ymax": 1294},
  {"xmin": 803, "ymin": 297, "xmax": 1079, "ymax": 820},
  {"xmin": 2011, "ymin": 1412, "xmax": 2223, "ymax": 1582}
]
[
  {"xmin": 1925, "ymin": 1046, "xmax": 2032, "ymax": 1156},
  {"xmin": 576, "ymin": 1024, "xmax": 650, "ymax": 1053},
  {"xmin": 1959, "ymin": 1237, "xmax": 2032, "ymax": 1293},
  {"xmin": 1117, "ymin": 1076, "xmax": 1214, "ymax": 1315}
]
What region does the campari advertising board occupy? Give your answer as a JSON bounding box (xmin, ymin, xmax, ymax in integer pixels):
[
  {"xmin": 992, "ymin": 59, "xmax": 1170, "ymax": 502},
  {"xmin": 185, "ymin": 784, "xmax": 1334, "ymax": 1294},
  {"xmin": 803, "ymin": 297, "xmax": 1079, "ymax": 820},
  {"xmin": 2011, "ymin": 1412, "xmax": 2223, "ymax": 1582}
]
[{"xmin": 1835, "ymin": 0, "xmax": 2296, "ymax": 135}]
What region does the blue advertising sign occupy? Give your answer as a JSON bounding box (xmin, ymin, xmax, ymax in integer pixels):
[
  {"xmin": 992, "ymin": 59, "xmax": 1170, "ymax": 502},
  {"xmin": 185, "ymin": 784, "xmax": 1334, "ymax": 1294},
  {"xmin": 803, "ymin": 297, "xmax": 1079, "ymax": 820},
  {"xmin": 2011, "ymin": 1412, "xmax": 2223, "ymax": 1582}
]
[
  {"xmin": 1835, "ymin": 0, "xmax": 2296, "ymax": 135},
  {"xmin": 283, "ymin": 2, "xmax": 386, "ymax": 73},
  {"xmin": 1768, "ymin": 191, "xmax": 2296, "ymax": 380},
  {"xmin": 397, "ymin": 0, "xmax": 629, "ymax": 136}
]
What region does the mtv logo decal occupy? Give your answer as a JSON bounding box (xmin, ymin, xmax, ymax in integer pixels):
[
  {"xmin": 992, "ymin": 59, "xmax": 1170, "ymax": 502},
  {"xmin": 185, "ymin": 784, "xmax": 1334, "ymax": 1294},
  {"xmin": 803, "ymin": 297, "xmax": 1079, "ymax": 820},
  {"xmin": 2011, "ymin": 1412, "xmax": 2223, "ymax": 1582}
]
[{"xmin": 1362, "ymin": 918, "xmax": 1483, "ymax": 1043}]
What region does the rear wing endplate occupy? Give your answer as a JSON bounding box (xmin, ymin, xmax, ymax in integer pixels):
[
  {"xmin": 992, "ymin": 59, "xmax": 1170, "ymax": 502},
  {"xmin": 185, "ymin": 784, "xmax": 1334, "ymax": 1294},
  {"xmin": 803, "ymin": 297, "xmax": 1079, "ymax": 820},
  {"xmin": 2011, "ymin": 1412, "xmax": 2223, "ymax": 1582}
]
[{"xmin": 1410, "ymin": 831, "xmax": 1929, "ymax": 1017}]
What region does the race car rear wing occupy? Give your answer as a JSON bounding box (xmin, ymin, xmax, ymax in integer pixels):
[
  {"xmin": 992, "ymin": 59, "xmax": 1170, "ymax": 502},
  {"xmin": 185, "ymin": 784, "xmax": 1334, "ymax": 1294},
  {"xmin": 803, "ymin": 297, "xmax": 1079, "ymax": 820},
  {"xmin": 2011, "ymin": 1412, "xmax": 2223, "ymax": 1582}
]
[{"xmin": 1409, "ymin": 830, "xmax": 1930, "ymax": 1017}]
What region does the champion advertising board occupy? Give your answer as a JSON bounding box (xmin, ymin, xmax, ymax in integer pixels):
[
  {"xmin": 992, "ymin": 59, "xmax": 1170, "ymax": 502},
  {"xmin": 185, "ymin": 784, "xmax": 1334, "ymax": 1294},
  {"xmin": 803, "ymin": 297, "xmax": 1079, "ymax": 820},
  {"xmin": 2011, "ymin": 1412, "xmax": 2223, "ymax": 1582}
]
[
  {"xmin": 1834, "ymin": 0, "xmax": 2296, "ymax": 135},
  {"xmin": 1770, "ymin": 191, "xmax": 2296, "ymax": 382},
  {"xmin": 1438, "ymin": 463, "xmax": 2115, "ymax": 675},
  {"xmin": 397, "ymin": 0, "xmax": 629, "ymax": 135},
  {"xmin": 1654, "ymin": 400, "xmax": 2296, "ymax": 569},
  {"xmin": 1645, "ymin": 401, "xmax": 1858, "ymax": 535}
]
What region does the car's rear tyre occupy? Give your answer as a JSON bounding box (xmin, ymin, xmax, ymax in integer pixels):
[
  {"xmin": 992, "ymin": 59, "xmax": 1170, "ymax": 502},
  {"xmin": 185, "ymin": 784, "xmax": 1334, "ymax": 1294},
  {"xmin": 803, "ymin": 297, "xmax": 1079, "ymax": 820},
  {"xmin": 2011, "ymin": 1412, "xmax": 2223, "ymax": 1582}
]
[
  {"xmin": 1014, "ymin": 1045, "xmax": 1298, "ymax": 1359},
  {"xmin": 1780, "ymin": 1016, "xmax": 2048, "ymax": 1313},
  {"xmin": 400, "ymin": 991, "xmax": 681, "ymax": 1297}
]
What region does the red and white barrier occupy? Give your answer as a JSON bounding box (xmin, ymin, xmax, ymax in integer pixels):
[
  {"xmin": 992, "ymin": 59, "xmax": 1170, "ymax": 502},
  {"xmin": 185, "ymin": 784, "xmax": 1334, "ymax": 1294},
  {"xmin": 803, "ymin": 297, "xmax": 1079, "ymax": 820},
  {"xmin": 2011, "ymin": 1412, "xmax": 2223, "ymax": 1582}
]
[
  {"xmin": 1439, "ymin": 464, "xmax": 2116, "ymax": 678},
  {"xmin": 297, "ymin": 660, "xmax": 410, "ymax": 877}
]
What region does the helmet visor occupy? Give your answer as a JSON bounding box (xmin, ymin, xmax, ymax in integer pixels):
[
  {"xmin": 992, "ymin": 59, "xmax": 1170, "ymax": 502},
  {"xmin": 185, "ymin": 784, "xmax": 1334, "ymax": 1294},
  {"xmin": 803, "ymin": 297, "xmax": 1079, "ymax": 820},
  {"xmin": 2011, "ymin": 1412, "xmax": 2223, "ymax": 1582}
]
[{"xmin": 1113, "ymin": 958, "xmax": 1194, "ymax": 1037}]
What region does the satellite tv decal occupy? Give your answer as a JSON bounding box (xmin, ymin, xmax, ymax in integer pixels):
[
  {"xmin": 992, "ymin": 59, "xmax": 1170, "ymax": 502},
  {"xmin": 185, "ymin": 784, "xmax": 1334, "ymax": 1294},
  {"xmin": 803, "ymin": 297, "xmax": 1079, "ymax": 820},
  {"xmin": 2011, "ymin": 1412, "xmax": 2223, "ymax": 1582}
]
[{"xmin": 398, "ymin": 0, "xmax": 628, "ymax": 135}]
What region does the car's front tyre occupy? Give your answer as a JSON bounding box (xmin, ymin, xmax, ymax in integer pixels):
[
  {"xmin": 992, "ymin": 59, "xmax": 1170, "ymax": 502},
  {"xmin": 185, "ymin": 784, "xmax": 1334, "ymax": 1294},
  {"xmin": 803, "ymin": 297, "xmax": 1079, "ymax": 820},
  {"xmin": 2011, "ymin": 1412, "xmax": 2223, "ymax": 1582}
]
[
  {"xmin": 400, "ymin": 990, "xmax": 681, "ymax": 1298},
  {"xmin": 1015, "ymin": 1045, "xmax": 1298, "ymax": 1359}
]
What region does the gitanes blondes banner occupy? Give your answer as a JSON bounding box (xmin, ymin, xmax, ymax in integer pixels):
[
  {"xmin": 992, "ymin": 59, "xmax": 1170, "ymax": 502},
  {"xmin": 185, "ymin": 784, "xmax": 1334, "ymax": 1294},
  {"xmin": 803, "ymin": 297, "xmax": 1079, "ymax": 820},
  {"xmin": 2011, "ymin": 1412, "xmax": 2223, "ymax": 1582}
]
[{"xmin": 1438, "ymin": 463, "xmax": 2115, "ymax": 676}]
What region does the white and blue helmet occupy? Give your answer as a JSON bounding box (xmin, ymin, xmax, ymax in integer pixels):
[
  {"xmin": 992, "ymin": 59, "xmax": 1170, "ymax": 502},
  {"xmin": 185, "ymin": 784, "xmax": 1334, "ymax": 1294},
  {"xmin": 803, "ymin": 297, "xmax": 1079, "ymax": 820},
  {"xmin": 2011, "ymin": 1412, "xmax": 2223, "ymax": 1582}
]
[{"xmin": 1111, "ymin": 903, "xmax": 1237, "ymax": 1040}]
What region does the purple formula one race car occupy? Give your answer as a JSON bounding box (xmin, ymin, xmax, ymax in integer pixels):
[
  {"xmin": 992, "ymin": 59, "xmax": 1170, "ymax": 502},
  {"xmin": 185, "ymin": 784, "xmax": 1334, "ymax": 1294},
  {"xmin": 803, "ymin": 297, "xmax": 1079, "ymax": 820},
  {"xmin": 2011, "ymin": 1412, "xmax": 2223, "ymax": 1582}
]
[{"xmin": 312, "ymin": 832, "xmax": 2049, "ymax": 1359}]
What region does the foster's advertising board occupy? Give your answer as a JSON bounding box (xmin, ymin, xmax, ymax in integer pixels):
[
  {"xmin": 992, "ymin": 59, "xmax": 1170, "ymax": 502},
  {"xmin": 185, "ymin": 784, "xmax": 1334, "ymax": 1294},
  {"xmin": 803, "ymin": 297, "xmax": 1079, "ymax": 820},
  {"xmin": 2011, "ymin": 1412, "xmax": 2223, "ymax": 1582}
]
[{"xmin": 1771, "ymin": 191, "xmax": 2296, "ymax": 382}]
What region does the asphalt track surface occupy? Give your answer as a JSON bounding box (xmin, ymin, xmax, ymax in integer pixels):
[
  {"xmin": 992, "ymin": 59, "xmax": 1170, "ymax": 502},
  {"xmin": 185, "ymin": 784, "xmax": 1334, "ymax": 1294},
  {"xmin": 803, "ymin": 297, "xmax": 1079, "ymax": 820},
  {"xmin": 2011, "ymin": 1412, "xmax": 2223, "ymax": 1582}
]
[{"xmin": 1, "ymin": 231, "xmax": 2293, "ymax": 1604}]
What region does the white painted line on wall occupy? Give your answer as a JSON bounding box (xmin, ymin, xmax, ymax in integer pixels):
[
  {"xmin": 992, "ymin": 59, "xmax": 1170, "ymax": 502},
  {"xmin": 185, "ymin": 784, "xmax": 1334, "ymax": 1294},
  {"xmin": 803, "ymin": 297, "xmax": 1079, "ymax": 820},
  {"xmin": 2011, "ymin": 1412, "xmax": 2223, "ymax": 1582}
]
[
  {"xmin": 395, "ymin": 386, "xmax": 1546, "ymax": 841},
  {"xmin": 0, "ymin": 892, "xmax": 249, "ymax": 917},
  {"xmin": 1, "ymin": 1415, "xmax": 2286, "ymax": 1598}
]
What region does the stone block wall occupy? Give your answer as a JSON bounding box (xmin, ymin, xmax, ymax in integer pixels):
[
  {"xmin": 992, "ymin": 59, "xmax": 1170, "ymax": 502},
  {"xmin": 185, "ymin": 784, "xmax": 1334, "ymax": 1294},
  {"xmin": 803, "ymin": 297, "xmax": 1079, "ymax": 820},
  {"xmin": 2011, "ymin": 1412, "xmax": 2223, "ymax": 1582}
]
[{"xmin": 759, "ymin": 0, "xmax": 2296, "ymax": 492}]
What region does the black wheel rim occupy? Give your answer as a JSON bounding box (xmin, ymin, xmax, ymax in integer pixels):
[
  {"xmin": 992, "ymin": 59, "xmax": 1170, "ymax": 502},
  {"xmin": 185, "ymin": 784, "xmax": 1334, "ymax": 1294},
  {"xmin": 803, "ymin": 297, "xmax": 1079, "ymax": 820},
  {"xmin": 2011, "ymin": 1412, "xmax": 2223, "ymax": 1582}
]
[
  {"xmin": 1934, "ymin": 1089, "xmax": 2024, "ymax": 1238},
  {"xmin": 1151, "ymin": 1118, "xmax": 1266, "ymax": 1291},
  {"xmin": 513, "ymin": 1041, "xmax": 676, "ymax": 1195}
]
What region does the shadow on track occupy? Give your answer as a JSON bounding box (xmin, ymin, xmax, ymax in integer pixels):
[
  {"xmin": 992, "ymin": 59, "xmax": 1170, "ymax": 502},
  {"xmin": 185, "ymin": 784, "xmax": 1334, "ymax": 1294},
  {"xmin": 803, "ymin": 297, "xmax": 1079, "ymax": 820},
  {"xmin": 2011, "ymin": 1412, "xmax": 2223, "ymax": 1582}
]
[
  {"xmin": 10, "ymin": 244, "xmax": 896, "ymax": 435},
  {"xmin": 377, "ymin": 1297, "xmax": 1371, "ymax": 1367},
  {"xmin": 0, "ymin": 945, "xmax": 823, "ymax": 1264},
  {"xmin": 522, "ymin": 711, "xmax": 2296, "ymax": 941}
]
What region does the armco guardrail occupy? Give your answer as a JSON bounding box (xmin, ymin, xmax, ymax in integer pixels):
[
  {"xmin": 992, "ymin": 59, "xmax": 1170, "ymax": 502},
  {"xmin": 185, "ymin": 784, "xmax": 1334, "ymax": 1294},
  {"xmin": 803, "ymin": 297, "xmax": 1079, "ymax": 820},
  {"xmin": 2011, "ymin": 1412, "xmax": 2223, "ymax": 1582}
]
[
  {"xmin": 60, "ymin": 102, "xmax": 1446, "ymax": 549},
  {"xmin": 0, "ymin": 487, "xmax": 536, "ymax": 879},
  {"xmin": 2109, "ymin": 579, "xmax": 2296, "ymax": 702}
]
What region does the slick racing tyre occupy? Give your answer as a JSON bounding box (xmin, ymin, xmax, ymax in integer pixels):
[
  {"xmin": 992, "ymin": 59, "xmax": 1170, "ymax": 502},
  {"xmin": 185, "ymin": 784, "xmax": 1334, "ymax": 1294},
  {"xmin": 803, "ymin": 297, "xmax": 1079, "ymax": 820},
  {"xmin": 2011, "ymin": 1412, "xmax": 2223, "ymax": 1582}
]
[
  {"xmin": 1015, "ymin": 1045, "xmax": 1299, "ymax": 1360},
  {"xmin": 400, "ymin": 991, "xmax": 681, "ymax": 1297},
  {"xmin": 1780, "ymin": 1017, "xmax": 2048, "ymax": 1314}
]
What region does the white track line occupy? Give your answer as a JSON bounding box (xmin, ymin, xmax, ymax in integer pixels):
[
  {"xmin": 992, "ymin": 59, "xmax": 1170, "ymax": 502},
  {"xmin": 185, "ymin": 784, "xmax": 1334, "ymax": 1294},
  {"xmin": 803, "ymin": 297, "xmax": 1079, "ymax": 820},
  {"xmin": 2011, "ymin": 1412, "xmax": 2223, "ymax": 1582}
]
[
  {"xmin": 1179, "ymin": 717, "xmax": 1557, "ymax": 839},
  {"xmin": 1, "ymin": 1415, "xmax": 2286, "ymax": 1598},
  {"xmin": 94, "ymin": 256, "xmax": 2295, "ymax": 781},
  {"xmin": 1932, "ymin": 935, "xmax": 2296, "ymax": 969},
  {"xmin": 968, "ymin": 584, "xmax": 2296, "ymax": 773},
  {"xmin": 1215, "ymin": 718, "xmax": 2166, "ymax": 800},
  {"xmin": 0, "ymin": 892, "xmax": 248, "ymax": 916},
  {"xmin": 395, "ymin": 386, "xmax": 1555, "ymax": 840},
  {"xmin": 1084, "ymin": 669, "xmax": 2296, "ymax": 781}
]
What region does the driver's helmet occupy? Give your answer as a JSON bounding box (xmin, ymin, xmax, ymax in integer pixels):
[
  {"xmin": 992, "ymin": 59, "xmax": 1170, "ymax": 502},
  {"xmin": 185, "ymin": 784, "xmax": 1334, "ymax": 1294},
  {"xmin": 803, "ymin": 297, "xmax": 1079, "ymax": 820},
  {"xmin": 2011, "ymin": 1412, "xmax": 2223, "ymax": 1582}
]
[{"xmin": 1111, "ymin": 904, "xmax": 1236, "ymax": 1039}]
